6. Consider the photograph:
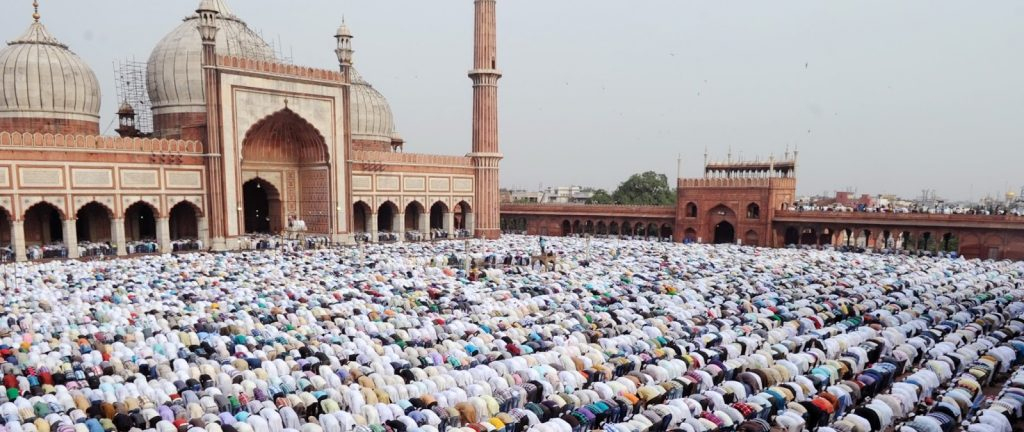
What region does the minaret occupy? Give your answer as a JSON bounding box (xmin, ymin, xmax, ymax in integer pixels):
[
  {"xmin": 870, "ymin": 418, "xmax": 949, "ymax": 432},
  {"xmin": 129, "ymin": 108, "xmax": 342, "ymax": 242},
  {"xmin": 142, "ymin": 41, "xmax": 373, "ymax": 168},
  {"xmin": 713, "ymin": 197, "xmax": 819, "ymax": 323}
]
[
  {"xmin": 335, "ymin": 19, "xmax": 354, "ymax": 239},
  {"xmin": 335, "ymin": 18, "xmax": 353, "ymax": 76},
  {"xmin": 469, "ymin": 0, "xmax": 502, "ymax": 239},
  {"xmin": 197, "ymin": 0, "xmax": 228, "ymax": 250}
]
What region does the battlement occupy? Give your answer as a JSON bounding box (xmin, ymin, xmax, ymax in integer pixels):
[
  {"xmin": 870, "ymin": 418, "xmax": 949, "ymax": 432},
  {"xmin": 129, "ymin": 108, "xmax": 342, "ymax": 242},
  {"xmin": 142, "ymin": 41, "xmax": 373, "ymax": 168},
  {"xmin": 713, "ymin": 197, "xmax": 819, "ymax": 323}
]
[
  {"xmin": 217, "ymin": 55, "xmax": 344, "ymax": 83},
  {"xmin": 0, "ymin": 131, "xmax": 202, "ymax": 154},
  {"xmin": 678, "ymin": 177, "xmax": 797, "ymax": 189},
  {"xmin": 351, "ymin": 150, "xmax": 473, "ymax": 168}
]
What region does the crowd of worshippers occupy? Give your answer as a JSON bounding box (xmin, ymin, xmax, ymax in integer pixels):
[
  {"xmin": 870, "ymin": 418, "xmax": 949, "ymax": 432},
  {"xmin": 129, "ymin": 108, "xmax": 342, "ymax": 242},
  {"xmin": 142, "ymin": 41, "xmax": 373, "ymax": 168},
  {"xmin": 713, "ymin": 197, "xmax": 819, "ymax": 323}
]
[{"xmin": 1, "ymin": 235, "xmax": 1024, "ymax": 432}]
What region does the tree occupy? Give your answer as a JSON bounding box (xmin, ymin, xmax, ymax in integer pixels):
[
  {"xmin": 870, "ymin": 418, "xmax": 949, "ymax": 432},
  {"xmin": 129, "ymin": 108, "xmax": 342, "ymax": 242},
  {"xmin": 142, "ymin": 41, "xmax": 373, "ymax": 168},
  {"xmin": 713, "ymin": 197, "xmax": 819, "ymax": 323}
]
[
  {"xmin": 611, "ymin": 171, "xmax": 676, "ymax": 205},
  {"xmin": 589, "ymin": 189, "xmax": 614, "ymax": 204}
]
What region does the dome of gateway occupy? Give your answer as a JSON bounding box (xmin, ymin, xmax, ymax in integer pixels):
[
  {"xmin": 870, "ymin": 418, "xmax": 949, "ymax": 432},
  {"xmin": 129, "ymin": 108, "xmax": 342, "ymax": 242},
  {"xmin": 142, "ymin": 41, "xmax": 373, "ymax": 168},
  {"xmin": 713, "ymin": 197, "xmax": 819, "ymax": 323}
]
[{"xmin": 146, "ymin": 0, "xmax": 276, "ymax": 115}]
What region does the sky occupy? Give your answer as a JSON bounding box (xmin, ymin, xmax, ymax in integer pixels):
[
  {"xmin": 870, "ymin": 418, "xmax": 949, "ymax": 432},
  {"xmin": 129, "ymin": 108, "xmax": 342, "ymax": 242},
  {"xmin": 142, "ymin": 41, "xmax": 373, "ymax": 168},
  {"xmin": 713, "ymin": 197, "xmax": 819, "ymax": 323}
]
[{"xmin": 3, "ymin": 0, "xmax": 1022, "ymax": 201}]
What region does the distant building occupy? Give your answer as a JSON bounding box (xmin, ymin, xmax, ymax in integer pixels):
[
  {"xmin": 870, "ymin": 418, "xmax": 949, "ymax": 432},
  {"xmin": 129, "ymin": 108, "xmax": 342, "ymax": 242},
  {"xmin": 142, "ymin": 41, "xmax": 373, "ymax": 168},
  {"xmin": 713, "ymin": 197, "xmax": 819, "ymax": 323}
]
[
  {"xmin": 813, "ymin": 191, "xmax": 876, "ymax": 209},
  {"xmin": 503, "ymin": 186, "xmax": 595, "ymax": 204}
]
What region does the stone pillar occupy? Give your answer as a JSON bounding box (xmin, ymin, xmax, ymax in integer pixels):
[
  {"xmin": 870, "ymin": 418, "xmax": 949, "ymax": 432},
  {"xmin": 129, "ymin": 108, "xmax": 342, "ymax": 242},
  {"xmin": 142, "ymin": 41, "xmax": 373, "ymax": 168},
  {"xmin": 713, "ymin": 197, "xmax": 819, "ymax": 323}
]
[
  {"xmin": 466, "ymin": 213, "xmax": 476, "ymax": 237},
  {"xmin": 196, "ymin": 4, "xmax": 227, "ymax": 251},
  {"xmin": 11, "ymin": 220, "xmax": 25, "ymax": 262},
  {"xmin": 63, "ymin": 219, "xmax": 79, "ymax": 259},
  {"xmin": 419, "ymin": 212, "xmax": 429, "ymax": 238},
  {"xmin": 198, "ymin": 217, "xmax": 209, "ymax": 250},
  {"xmin": 156, "ymin": 217, "xmax": 171, "ymax": 254},
  {"xmin": 369, "ymin": 213, "xmax": 378, "ymax": 243},
  {"xmin": 444, "ymin": 211, "xmax": 454, "ymax": 239},
  {"xmin": 469, "ymin": 0, "xmax": 503, "ymax": 240},
  {"xmin": 112, "ymin": 218, "xmax": 127, "ymax": 256},
  {"xmin": 396, "ymin": 212, "xmax": 405, "ymax": 242}
]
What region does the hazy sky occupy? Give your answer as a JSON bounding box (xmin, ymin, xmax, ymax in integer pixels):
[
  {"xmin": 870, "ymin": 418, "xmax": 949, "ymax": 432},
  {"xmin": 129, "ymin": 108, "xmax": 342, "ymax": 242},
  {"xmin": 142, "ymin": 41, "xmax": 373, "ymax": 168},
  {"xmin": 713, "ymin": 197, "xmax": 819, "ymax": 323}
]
[{"xmin": 3, "ymin": 1, "xmax": 1022, "ymax": 200}]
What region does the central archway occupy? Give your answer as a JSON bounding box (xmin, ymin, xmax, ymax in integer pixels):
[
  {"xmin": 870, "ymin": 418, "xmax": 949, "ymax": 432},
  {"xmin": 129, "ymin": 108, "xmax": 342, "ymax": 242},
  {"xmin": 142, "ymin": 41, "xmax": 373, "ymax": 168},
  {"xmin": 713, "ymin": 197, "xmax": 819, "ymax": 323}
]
[
  {"xmin": 241, "ymin": 108, "xmax": 331, "ymax": 233},
  {"xmin": 707, "ymin": 204, "xmax": 737, "ymax": 245},
  {"xmin": 243, "ymin": 178, "xmax": 282, "ymax": 234},
  {"xmin": 713, "ymin": 221, "xmax": 735, "ymax": 244}
]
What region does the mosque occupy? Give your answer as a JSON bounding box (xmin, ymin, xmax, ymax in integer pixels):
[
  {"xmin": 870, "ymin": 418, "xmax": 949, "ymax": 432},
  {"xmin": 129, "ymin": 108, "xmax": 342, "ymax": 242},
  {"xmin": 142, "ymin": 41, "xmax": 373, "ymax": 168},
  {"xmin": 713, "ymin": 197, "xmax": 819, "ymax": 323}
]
[{"xmin": 0, "ymin": 0, "xmax": 502, "ymax": 261}]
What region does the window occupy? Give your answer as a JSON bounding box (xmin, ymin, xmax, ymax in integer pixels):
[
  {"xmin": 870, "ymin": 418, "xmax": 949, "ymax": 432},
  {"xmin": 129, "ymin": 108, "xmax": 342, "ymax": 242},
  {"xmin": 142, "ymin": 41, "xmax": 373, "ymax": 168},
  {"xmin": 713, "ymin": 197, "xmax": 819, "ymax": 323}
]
[
  {"xmin": 747, "ymin": 203, "xmax": 760, "ymax": 219},
  {"xmin": 685, "ymin": 202, "xmax": 697, "ymax": 218}
]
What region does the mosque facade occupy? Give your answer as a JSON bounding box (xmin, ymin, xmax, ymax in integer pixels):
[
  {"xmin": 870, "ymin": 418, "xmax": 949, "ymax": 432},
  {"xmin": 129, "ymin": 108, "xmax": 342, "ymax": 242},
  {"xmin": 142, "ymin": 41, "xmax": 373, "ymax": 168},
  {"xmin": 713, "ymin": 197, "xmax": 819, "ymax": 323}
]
[{"xmin": 0, "ymin": 0, "xmax": 503, "ymax": 261}]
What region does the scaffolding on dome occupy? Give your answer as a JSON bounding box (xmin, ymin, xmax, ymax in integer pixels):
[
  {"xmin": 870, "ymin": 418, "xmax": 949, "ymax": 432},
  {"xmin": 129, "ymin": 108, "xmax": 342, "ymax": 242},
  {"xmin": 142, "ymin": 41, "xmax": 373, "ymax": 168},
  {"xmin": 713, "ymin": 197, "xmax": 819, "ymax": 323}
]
[
  {"xmin": 113, "ymin": 57, "xmax": 153, "ymax": 135},
  {"xmin": 254, "ymin": 28, "xmax": 293, "ymax": 64}
]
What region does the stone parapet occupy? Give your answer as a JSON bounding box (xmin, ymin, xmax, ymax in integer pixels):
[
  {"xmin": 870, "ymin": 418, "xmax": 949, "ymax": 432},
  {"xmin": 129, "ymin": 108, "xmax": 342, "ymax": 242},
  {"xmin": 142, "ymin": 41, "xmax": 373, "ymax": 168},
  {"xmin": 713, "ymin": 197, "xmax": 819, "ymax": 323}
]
[
  {"xmin": 351, "ymin": 150, "xmax": 473, "ymax": 168},
  {"xmin": 217, "ymin": 55, "xmax": 344, "ymax": 83},
  {"xmin": 501, "ymin": 203, "xmax": 676, "ymax": 219},
  {"xmin": 774, "ymin": 210, "xmax": 1024, "ymax": 230},
  {"xmin": 0, "ymin": 131, "xmax": 201, "ymax": 154}
]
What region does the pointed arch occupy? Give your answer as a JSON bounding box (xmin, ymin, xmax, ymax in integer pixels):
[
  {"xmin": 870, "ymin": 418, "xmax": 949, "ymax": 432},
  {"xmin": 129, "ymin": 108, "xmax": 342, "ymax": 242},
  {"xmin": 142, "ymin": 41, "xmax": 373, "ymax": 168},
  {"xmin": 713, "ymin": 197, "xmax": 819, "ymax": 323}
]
[
  {"xmin": 353, "ymin": 200, "xmax": 372, "ymax": 232},
  {"xmin": 242, "ymin": 178, "xmax": 282, "ymax": 234},
  {"xmin": 404, "ymin": 200, "xmax": 426, "ymax": 231},
  {"xmin": 124, "ymin": 201, "xmax": 158, "ymax": 241},
  {"xmin": 746, "ymin": 203, "xmax": 760, "ymax": 219},
  {"xmin": 744, "ymin": 229, "xmax": 758, "ymax": 245},
  {"xmin": 21, "ymin": 198, "xmax": 66, "ymax": 220},
  {"xmin": 454, "ymin": 201, "xmax": 472, "ymax": 231},
  {"xmin": 167, "ymin": 197, "xmax": 205, "ymax": 217},
  {"xmin": 377, "ymin": 200, "xmax": 399, "ymax": 232},
  {"xmin": 684, "ymin": 202, "xmax": 697, "ymax": 218},
  {"xmin": 242, "ymin": 108, "xmax": 329, "ymax": 164},
  {"xmin": 0, "ymin": 206, "xmax": 10, "ymax": 250},
  {"xmin": 75, "ymin": 201, "xmax": 114, "ymax": 243},
  {"xmin": 684, "ymin": 227, "xmax": 697, "ymax": 243},
  {"xmin": 429, "ymin": 201, "xmax": 449, "ymax": 231},
  {"xmin": 169, "ymin": 201, "xmax": 201, "ymax": 241},
  {"xmin": 24, "ymin": 201, "xmax": 65, "ymax": 246}
]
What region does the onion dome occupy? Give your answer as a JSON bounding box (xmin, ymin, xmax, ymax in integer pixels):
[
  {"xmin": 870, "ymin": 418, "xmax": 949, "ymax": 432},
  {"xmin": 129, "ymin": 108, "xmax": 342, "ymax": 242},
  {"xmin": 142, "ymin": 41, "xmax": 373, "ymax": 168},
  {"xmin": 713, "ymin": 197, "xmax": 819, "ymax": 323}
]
[
  {"xmin": 146, "ymin": 0, "xmax": 276, "ymax": 115},
  {"xmin": 350, "ymin": 68, "xmax": 397, "ymax": 146},
  {"xmin": 0, "ymin": 15, "xmax": 101, "ymax": 131}
]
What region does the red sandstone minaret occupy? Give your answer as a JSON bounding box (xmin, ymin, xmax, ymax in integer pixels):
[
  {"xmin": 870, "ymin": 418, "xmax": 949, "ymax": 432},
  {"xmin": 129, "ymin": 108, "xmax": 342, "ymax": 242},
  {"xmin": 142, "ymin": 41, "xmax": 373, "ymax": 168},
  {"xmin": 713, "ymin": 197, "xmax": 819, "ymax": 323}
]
[
  {"xmin": 197, "ymin": 0, "xmax": 228, "ymax": 250},
  {"xmin": 469, "ymin": 0, "xmax": 502, "ymax": 240}
]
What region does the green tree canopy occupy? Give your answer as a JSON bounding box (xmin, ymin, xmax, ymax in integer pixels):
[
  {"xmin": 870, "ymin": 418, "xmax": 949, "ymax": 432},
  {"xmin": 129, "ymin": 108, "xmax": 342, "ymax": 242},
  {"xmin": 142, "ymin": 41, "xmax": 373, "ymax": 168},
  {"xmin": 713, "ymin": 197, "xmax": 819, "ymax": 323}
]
[
  {"xmin": 589, "ymin": 189, "xmax": 614, "ymax": 204},
  {"xmin": 611, "ymin": 171, "xmax": 676, "ymax": 205}
]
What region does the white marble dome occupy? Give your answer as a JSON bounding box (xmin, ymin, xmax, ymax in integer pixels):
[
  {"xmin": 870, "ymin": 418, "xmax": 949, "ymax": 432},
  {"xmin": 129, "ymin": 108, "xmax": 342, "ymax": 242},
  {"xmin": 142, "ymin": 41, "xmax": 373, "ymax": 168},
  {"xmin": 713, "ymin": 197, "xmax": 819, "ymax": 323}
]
[
  {"xmin": 350, "ymin": 68, "xmax": 396, "ymax": 144},
  {"xmin": 146, "ymin": 0, "xmax": 276, "ymax": 115},
  {"xmin": 0, "ymin": 21, "xmax": 101, "ymax": 123}
]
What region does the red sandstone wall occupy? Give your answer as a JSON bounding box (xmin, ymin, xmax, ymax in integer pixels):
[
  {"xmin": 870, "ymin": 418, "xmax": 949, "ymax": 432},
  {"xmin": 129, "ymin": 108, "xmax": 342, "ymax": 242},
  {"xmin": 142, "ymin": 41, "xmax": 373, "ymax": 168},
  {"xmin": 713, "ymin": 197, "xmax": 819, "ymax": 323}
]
[
  {"xmin": 353, "ymin": 140, "xmax": 392, "ymax": 152},
  {"xmin": 0, "ymin": 118, "xmax": 98, "ymax": 136},
  {"xmin": 153, "ymin": 112, "xmax": 207, "ymax": 142}
]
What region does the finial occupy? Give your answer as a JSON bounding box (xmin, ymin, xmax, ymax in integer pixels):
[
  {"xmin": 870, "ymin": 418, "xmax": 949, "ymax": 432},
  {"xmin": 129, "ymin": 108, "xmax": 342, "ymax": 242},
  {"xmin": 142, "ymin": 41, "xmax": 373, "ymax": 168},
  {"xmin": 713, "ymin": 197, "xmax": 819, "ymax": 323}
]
[
  {"xmin": 283, "ymin": 98, "xmax": 289, "ymax": 108},
  {"xmin": 32, "ymin": 1, "xmax": 40, "ymax": 22}
]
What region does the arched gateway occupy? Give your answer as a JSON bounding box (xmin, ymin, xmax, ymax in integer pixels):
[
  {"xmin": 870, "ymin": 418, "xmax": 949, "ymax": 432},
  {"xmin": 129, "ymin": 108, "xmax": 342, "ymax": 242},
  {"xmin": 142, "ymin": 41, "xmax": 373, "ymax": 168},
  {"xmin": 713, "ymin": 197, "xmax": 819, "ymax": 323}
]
[{"xmin": 241, "ymin": 108, "xmax": 331, "ymax": 234}]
